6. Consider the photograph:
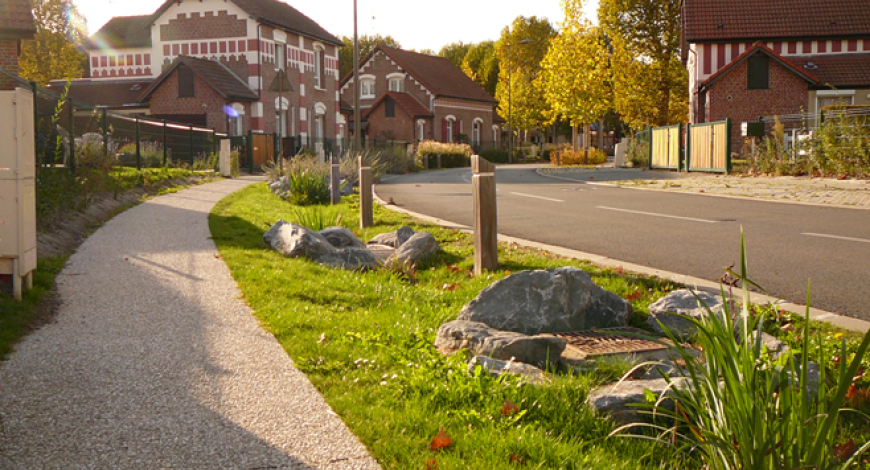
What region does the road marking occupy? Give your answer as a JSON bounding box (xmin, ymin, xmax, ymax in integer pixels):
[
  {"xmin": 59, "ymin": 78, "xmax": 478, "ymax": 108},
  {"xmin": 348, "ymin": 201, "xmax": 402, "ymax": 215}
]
[
  {"xmin": 509, "ymin": 192, "xmax": 564, "ymax": 203},
  {"xmin": 802, "ymin": 232, "xmax": 870, "ymax": 244},
  {"xmin": 596, "ymin": 206, "xmax": 720, "ymax": 224}
]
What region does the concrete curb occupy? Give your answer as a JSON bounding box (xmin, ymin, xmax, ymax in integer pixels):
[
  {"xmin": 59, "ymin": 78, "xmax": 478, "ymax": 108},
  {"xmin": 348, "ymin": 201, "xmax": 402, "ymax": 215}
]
[{"xmin": 373, "ymin": 187, "xmax": 869, "ymax": 333}]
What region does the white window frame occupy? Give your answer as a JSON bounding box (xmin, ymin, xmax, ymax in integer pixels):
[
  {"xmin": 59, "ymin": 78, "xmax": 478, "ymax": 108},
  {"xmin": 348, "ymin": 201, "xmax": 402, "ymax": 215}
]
[
  {"xmin": 492, "ymin": 125, "xmax": 500, "ymax": 146},
  {"xmin": 275, "ymin": 44, "xmax": 286, "ymax": 71},
  {"xmin": 417, "ymin": 119, "xmax": 425, "ymax": 142},
  {"xmin": 446, "ymin": 117, "xmax": 455, "ymax": 143},
  {"xmin": 314, "ymin": 44, "xmax": 325, "ymax": 90},
  {"xmin": 228, "ymin": 102, "xmax": 245, "ymax": 136},
  {"xmin": 472, "ymin": 118, "xmax": 483, "ymax": 146},
  {"xmin": 361, "ymin": 77, "xmax": 376, "ymax": 99},
  {"xmin": 387, "ymin": 73, "xmax": 405, "ymax": 93}
]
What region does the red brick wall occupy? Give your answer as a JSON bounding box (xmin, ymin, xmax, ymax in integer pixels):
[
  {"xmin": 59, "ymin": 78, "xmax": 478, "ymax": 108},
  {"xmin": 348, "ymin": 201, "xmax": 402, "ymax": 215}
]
[
  {"xmin": 706, "ymin": 57, "xmax": 809, "ymax": 143},
  {"xmin": 160, "ymin": 10, "xmax": 247, "ymax": 41},
  {"xmin": 366, "ymin": 98, "xmax": 416, "ymax": 141},
  {"xmin": 340, "ymin": 51, "xmax": 431, "ymax": 114},
  {"xmin": 0, "ymin": 39, "xmax": 22, "ymax": 91},
  {"xmin": 148, "ymin": 67, "xmax": 230, "ymax": 131},
  {"xmin": 433, "ymin": 99, "xmax": 496, "ymax": 145}
]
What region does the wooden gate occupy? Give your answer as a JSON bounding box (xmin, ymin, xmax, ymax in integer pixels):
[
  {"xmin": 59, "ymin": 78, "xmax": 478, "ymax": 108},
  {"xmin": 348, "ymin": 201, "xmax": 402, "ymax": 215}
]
[
  {"xmin": 650, "ymin": 124, "xmax": 683, "ymax": 170},
  {"xmin": 687, "ymin": 119, "xmax": 731, "ymax": 173},
  {"xmin": 248, "ymin": 132, "xmax": 275, "ymax": 170}
]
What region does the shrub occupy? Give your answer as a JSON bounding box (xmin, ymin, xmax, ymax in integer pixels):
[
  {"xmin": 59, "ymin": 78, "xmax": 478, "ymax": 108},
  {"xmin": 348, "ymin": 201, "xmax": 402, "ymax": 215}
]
[
  {"xmin": 290, "ymin": 205, "xmax": 344, "ymax": 231},
  {"xmin": 626, "ymin": 132, "xmax": 650, "ymax": 167},
  {"xmin": 478, "ymin": 148, "xmax": 509, "ymax": 164},
  {"xmin": 287, "ymin": 170, "xmax": 330, "ymax": 206},
  {"xmin": 553, "ymin": 147, "xmax": 607, "ymax": 166},
  {"xmin": 118, "ymin": 141, "xmax": 165, "ymax": 168},
  {"xmin": 416, "ymin": 140, "xmax": 473, "ymax": 168}
]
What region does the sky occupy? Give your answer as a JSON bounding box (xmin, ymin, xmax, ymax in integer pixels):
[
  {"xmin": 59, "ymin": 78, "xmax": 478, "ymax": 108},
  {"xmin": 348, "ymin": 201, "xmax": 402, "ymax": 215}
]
[{"xmin": 74, "ymin": 0, "xmax": 600, "ymax": 52}]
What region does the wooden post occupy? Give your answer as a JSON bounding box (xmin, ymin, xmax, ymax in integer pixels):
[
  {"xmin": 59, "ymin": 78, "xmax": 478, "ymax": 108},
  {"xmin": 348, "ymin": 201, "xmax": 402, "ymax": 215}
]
[
  {"xmin": 359, "ymin": 156, "xmax": 373, "ymax": 228},
  {"xmin": 330, "ymin": 160, "xmax": 341, "ymax": 204},
  {"xmin": 219, "ymin": 139, "xmax": 231, "ymax": 177},
  {"xmin": 472, "ymin": 155, "xmax": 498, "ymax": 275}
]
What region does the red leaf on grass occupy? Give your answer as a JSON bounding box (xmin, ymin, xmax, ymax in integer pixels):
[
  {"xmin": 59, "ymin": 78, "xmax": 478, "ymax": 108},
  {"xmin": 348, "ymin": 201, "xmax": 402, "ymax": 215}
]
[
  {"xmin": 440, "ymin": 283, "xmax": 458, "ymax": 291},
  {"xmin": 425, "ymin": 458, "xmax": 438, "ymax": 469},
  {"xmin": 430, "ymin": 429, "xmax": 451, "ymax": 451},
  {"xmin": 500, "ymin": 400, "xmax": 519, "ymax": 416},
  {"xmin": 509, "ymin": 453, "xmax": 526, "ymax": 465},
  {"xmin": 834, "ymin": 439, "xmax": 857, "ymax": 460},
  {"xmin": 625, "ymin": 290, "xmax": 643, "ymax": 301}
]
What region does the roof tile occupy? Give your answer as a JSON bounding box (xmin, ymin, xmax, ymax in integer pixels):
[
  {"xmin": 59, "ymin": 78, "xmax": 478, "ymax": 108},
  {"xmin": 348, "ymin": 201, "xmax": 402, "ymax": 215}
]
[
  {"xmin": 86, "ymin": 15, "xmax": 151, "ymax": 49},
  {"xmin": 0, "ymin": 0, "xmax": 36, "ymax": 38}
]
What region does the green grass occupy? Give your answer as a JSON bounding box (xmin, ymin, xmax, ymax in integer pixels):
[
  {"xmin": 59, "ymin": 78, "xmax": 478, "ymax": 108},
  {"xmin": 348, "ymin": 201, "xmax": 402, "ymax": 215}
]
[
  {"xmin": 210, "ymin": 183, "xmax": 695, "ymax": 469},
  {"xmin": 0, "ymin": 256, "xmax": 66, "ymax": 361}
]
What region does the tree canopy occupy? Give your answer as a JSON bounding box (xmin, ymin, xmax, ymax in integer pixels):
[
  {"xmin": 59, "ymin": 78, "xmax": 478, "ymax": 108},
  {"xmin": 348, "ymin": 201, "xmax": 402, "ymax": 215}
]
[
  {"xmin": 19, "ymin": 0, "xmax": 88, "ymax": 86},
  {"xmin": 438, "ymin": 42, "xmax": 472, "ymax": 69},
  {"xmin": 539, "ymin": 0, "xmax": 611, "ymax": 128},
  {"xmin": 495, "ymin": 16, "xmax": 555, "ymax": 131},
  {"xmin": 461, "ymin": 41, "xmax": 499, "ymax": 97},
  {"xmin": 599, "ymin": 0, "xmax": 687, "ymax": 129},
  {"xmin": 338, "ymin": 34, "xmax": 401, "ymax": 80}
]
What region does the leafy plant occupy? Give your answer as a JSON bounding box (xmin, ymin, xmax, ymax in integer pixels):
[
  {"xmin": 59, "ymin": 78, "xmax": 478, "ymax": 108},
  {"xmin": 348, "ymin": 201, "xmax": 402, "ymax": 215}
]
[
  {"xmin": 626, "ymin": 131, "xmax": 650, "ymax": 167},
  {"xmin": 287, "ymin": 170, "xmax": 330, "ymax": 206},
  {"xmin": 614, "ymin": 231, "xmax": 870, "ymax": 469},
  {"xmin": 417, "ymin": 140, "xmax": 474, "ymax": 168},
  {"xmin": 290, "ymin": 205, "xmax": 344, "ymax": 231},
  {"xmin": 553, "ymin": 147, "xmax": 607, "ymax": 166}
]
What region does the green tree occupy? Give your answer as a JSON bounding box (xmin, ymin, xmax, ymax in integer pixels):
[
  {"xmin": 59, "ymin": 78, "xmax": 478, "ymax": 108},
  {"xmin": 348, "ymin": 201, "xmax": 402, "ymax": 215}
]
[
  {"xmin": 461, "ymin": 41, "xmax": 499, "ymax": 96},
  {"xmin": 338, "ymin": 34, "xmax": 401, "ymax": 80},
  {"xmin": 438, "ymin": 42, "xmax": 472, "ymax": 68},
  {"xmin": 599, "ymin": 0, "xmax": 687, "ymax": 129},
  {"xmin": 539, "ymin": 0, "xmax": 611, "ymax": 130},
  {"xmin": 495, "ymin": 16, "xmax": 555, "ymax": 132},
  {"xmin": 19, "ymin": 0, "xmax": 88, "ymax": 85}
]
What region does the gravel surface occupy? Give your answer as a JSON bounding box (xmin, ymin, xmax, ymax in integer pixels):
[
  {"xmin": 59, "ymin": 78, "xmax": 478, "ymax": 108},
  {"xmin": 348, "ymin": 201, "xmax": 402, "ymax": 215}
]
[{"xmin": 0, "ymin": 177, "xmax": 381, "ymax": 470}]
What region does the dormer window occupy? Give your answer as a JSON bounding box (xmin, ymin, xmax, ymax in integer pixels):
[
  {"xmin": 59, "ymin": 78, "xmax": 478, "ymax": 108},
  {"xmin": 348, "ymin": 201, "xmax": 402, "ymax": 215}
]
[
  {"xmin": 747, "ymin": 54, "xmax": 770, "ymax": 90},
  {"xmin": 388, "ymin": 78, "xmax": 404, "ymax": 93},
  {"xmin": 361, "ymin": 77, "xmax": 375, "ymax": 99}
]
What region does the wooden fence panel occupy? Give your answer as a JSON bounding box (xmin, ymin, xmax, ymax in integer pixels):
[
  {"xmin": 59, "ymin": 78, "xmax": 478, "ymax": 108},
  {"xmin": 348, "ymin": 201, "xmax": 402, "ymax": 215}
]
[
  {"xmin": 687, "ymin": 119, "xmax": 731, "ymax": 173},
  {"xmin": 650, "ymin": 124, "xmax": 682, "ymax": 170}
]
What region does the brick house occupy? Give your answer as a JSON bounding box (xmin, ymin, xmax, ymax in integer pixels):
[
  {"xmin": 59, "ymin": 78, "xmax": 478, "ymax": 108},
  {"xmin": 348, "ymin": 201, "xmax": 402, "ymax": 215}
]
[
  {"xmin": 71, "ymin": 0, "xmax": 343, "ymax": 145},
  {"xmin": 682, "ymin": 0, "xmax": 870, "ymax": 142},
  {"xmin": 341, "ymin": 46, "xmax": 501, "ymax": 148},
  {"xmin": 0, "ymin": 0, "xmax": 36, "ymax": 90}
]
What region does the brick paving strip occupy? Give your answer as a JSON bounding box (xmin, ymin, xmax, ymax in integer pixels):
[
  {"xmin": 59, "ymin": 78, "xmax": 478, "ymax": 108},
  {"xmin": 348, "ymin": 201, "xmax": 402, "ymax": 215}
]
[
  {"xmin": 0, "ymin": 178, "xmax": 381, "ymax": 470},
  {"xmin": 539, "ymin": 167, "xmax": 870, "ymax": 209}
]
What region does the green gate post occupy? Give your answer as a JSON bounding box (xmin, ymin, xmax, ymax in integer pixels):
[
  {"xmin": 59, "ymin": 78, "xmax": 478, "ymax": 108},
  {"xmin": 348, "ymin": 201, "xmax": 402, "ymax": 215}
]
[
  {"xmin": 685, "ymin": 122, "xmax": 692, "ymax": 173},
  {"xmin": 68, "ymin": 99, "xmax": 76, "ymax": 173},
  {"xmin": 135, "ymin": 116, "xmax": 141, "ymax": 170},
  {"xmin": 101, "ymin": 108, "xmax": 108, "ymax": 158},
  {"xmin": 647, "ymin": 126, "xmax": 653, "ymax": 169},
  {"xmin": 162, "ymin": 120, "xmax": 168, "ymax": 166},
  {"xmin": 247, "ymin": 130, "xmax": 254, "ymax": 173},
  {"xmin": 678, "ymin": 123, "xmax": 684, "ymax": 172},
  {"xmin": 189, "ymin": 126, "xmax": 195, "ymax": 166},
  {"xmin": 212, "ymin": 129, "xmax": 218, "ymax": 157},
  {"xmin": 30, "ymin": 81, "xmax": 38, "ymax": 166}
]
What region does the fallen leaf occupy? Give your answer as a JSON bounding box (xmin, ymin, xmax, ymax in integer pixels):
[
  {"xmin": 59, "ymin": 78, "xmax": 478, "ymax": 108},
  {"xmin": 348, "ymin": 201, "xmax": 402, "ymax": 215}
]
[
  {"xmin": 613, "ymin": 266, "xmax": 625, "ymax": 274},
  {"xmin": 780, "ymin": 323, "xmax": 795, "ymax": 333},
  {"xmin": 500, "ymin": 400, "xmax": 519, "ymax": 416},
  {"xmin": 509, "ymin": 453, "xmax": 526, "ymax": 465},
  {"xmin": 625, "ymin": 290, "xmax": 643, "ymax": 301},
  {"xmin": 440, "ymin": 283, "xmax": 458, "ymax": 291},
  {"xmin": 425, "ymin": 458, "xmax": 438, "ymax": 469},
  {"xmin": 834, "ymin": 439, "xmax": 857, "ymax": 460},
  {"xmin": 699, "ymin": 189, "xmax": 705, "ymax": 193},
  {"xmin": 504, "ymin": 270, "xmax": 511, "ymax": 276},
  {"xmin": 430, "ymin": 429, "xmax": 451, "ymax": 451}
]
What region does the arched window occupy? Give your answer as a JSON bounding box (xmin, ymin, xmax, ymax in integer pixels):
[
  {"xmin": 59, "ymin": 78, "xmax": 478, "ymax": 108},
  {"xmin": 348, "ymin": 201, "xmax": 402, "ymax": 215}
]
[
  {"xmin": 472, "ymin": 118, "xmax": 483, "ymax": 147},
  {"xmin": 445, "ymin": 116, "xmax": 456, "ymax": 143},
  {"xmin": 417, "ymin": 120, "xmax": 426, "ymax": 142},
  {"xmin": 492, "ymin": 125, "xmax": 500, "ymax": 146}
]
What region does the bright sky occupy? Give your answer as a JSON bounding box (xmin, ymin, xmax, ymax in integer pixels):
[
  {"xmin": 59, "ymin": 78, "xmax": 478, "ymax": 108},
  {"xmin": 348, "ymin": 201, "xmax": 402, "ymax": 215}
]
[{"xmin": 75, "ymin": 0, "xmax": 599, "ymax": 52}]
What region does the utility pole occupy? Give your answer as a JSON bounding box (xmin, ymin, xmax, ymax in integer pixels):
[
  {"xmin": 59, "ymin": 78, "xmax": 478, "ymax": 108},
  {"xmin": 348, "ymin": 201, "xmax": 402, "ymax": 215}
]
[{"xmin": 353, "ymin": 0, "xmax": 361, "ymax": 154}]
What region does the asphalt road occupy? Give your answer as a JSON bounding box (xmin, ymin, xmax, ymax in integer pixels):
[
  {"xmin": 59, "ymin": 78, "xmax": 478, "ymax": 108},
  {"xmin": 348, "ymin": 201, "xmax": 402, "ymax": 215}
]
[{"xmin": 375, "ymin": 165, "xmax": 870, "ymax": 321}]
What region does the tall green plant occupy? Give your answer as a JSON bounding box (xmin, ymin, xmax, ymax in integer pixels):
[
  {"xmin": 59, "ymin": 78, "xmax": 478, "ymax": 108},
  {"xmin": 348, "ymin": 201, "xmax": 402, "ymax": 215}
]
[{"xmin": 614, "ymin": 230, "xmax": 870, "ymax": 469}]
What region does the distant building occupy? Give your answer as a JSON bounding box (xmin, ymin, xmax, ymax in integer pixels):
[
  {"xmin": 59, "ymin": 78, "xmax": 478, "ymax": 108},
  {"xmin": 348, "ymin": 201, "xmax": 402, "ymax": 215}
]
[
  {"xmin": 341, "ymin": 46, "xmax": 501, "ymax": 148},
  {"xmin": 57, "ymin": 0, "xmax": 344, "ymax": 146},
  {"xmin": 682, "ymin": 0, "xmax": 870, "ymax": 141},
  {"xmin": 0, "ymin": 0, "xmax": 36, "ymax": 90}
]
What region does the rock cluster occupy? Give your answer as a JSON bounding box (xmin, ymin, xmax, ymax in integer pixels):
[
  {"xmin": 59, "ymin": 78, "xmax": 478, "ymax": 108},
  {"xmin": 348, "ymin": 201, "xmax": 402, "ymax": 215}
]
[{"xmin": 263, "ymin": 222, "xmax": 440, "ymax": 271}]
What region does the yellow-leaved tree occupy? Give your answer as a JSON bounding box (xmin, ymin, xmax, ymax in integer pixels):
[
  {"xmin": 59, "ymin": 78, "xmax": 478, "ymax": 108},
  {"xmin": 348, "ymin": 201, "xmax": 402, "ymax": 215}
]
[
  {"xmin": 19, "ymin": 0, "xmax": 87, "ymax": 86},
  {"xmin": 599, "ymin": 0, "xmax": 688, "ymax": 129}
]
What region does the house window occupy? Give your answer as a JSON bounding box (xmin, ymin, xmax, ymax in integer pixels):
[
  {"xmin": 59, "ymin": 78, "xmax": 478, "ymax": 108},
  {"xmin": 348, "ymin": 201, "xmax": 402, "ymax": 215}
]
[
  {"xmin": 361, "ymin": 79, "xmax": 375, "ymax": 99},
  {"xmin": 446, "ymin": 119, "xmax": 455, "ymax": 143},
  {"xmin": 228, "ymin": 102, "xmax": 245, "ymax": 136},
  {"xmin": 178, "ymin": 66, "xmax": 195, "ymax": 98},
  {"xmin": 314, "ymin": 47, "xmax": 325, "ymax": 89},
  {"xmin": 275, "ymin": 45, "xmax": 286, "ymax": 71},
  {"xmin": 388, "ymin": 78, "xmax": 404, "ymax": 93},
  {"xmin": 385, "ymin": 98, "xmax": 395, "ymax": 117},
  {"xmin": 472, "ymin": 120, "xmax": 482, "ymax": 146},
  {"xmin": 747, "ymin": 55, "xmax": 770, "ymax": 90},
  {"xmin": 492, "ymin": 125, "xmax": 500, "ymax": 146},
  {"xmin": 417, "ymin": 121, "xmax": 425, "ymax": 141}
]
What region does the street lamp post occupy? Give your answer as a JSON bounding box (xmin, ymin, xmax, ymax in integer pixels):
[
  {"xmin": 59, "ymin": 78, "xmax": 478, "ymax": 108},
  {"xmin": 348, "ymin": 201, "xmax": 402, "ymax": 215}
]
[
  {"xmin": 507, "ymin": 39, "xmax": 532, "ymax": 165},
  {"xmin": 353, "ymin": 0, "xmax": 361, "ymax": 154}
]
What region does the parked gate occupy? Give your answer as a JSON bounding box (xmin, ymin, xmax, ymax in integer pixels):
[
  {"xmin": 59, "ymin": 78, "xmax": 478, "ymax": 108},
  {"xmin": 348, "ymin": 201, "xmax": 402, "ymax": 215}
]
[
  {"xmin": 650, "ymin": 124, "xmax": 683, "ymax": 170},
  {"xmin": 687, "ymin": 119, "xmax": 731, "ymax": 173}
]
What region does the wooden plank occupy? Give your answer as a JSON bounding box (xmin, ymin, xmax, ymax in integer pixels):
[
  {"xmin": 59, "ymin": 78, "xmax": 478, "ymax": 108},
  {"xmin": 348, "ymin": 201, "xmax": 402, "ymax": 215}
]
[{"xmin": 359, "ymin": 156, "xmax": 373, "ymax": 228}]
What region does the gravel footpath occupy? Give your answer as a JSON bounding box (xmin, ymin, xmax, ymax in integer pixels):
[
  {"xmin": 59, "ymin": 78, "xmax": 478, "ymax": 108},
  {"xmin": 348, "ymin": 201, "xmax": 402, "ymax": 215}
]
[{"xmin": 0, "ymin": 177, "xmax": 381, "ymax": 470}]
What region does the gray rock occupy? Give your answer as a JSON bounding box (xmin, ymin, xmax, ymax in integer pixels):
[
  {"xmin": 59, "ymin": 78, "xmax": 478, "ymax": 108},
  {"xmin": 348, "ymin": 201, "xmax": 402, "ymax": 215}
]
[
  {"xmin": 646, "ymin": 289, "xmax": 727, "ymax": 339},
  {"xmin": 457, "ymin": 267, "xmax": 633, "ymax": 335},
  {"xmin": 751, "ymin": 331, "xmax": 790, "ymax": 360},
  {"xmin": 387, "ymin": 232, "xmax": 440, "ymax": 267},
  {"xmin": 263, "ymin": 220, "xmax": 336, "ymax": 259},
  {"xmin": 435, "ymin": 320, "xmax": 566, "ymax": 369},
  {"xmin": 317, "ymin": 248, "xmax": 382, "ymax": 271},
  {"xmin": 467, "ymin": 356, "xmax": 547, "ymax": 385},
  {"xmin": 340, "ymin": 180, "xmax": 354, "ymax": 196},
  {"xmin": 268, "ymin": 176, "xmax": 290, "ymax": 199},
  {"xmin": 319, "ymin": 226, "xmax": 366, "ymax": 248},
  {"xmin": 368, "ymin": 226, "xmax": 416, "ymax": 248},
  {"xmin": 640, "ymin": 360, "xmax": 688, "ymax": 380},
  {"xmin": 586, "ymin": 378, "xmax": 688, "ymax": 424},
  {"xmin": 365, "ymin": 244, "xmax": 396, "ymax": 263}
]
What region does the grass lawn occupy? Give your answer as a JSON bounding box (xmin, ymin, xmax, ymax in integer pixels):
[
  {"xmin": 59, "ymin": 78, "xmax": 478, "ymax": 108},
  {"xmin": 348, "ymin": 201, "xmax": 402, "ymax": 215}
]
[{"xmin": 211, "ymin": 182, "xmax": 870, "ymax": 469}]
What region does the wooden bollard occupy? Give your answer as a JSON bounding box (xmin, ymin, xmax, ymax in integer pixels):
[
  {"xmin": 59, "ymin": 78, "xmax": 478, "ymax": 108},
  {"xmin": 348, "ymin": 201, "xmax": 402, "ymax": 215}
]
[
  {"xmin": 359, "ymin": 156, "xmax": 373, "ymax": 228},
  {"xmin": 472, "ymin": 155, "xmax": 498, "ymax": 275},
  {"xmin": 219, "ymin": 139, "xmax": 232, "ymax": 177},
  {"xmin": 330, "ymin": 158, "xmax": 341, "ymax": 204}
]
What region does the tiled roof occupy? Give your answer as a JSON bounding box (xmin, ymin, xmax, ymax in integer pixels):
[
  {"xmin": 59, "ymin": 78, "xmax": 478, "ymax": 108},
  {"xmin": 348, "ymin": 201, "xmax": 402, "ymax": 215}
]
[
  {"xmin": 684, "ymin": 0, "xmax": 870, "ymax": 42},
  {"xmin": 140, "ymin": 56, "xmax": 258, "ymax": 102},
  {"xmin": 86, "ymin": 15, "xmax": 152, "ymax": 49},
  {"xmin": 363, "ymin": 92, "xmax": 433, "ymax": 119},
  {"xmin": 47, "ymin": 78, "xmax": 153, "ymax": 108},
  {"xmin": 150, "ymin": 0, "xmax": 342, "ymax": 46},
  {"xmin": 355, "ymin": 46, "xmax": 498, "ymax": 104},
  {"xmin": 790, "ymin": 54, "xmax": 870, "ymax": 88},
  {"xmin": 0, "ymin": 0, "xmax": 36, "ymax": 39},
  {"xmin": 700, "ymin": 43, "xmax": 819, "ymax": 88}
]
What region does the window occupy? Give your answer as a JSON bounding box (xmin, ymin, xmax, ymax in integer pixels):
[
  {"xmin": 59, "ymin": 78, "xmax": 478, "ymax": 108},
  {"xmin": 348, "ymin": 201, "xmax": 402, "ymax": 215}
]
[
  {"xmin": 492, "ymin": 125, "xmax": 500, "ymax": 146},
  {"xmin": 388, "ymin": 78, "xmax": 405, "ymax": 93},
  {"xmin": 275, "ymin": 44, "xmax": 285, "ymax": 71},
  {"xmin": 417, "ymin": 121, "xmax": 425, "ymax": 142},
  {"xmin": 472, "ymin": 120, "xmax": 482, "ymax": 146},
  {"xmin": 385, "ymin": 98, "xmax": 395, "ymax": 117},
  {"xmin": 178, "ymin": 66, "xmax": 195, "ymax": 98},
  {"xmin": 314, "ymin": 47, "xmax": 325, "ymax": 89},
  {"xmin": 446, "ymin": 119, "xmax": 454, "ymax": 143},
  {"xmin": 747, "ymin": 55, "xmax": 770, "ymax": 90},
  {"xmin": 818, "ymin": 95, "xmax": 853, "ymax": 110},
  {"xmin": 361, "ymin": 79, "xmax": 375, "ymax": 99}
]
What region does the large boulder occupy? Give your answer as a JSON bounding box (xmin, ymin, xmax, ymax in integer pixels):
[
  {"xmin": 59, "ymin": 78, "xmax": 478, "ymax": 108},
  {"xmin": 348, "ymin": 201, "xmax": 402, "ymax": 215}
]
[
  {"xmin": 388, "ymin": 232, "xmax": 440, "ymax": 267},
  {"xmin": 317, "ymin": 248, "xmax": 382, "ymax": 270},
  {"xmin": 435, "ymin": 320, "xmax": 566, "ymax": 369},
  {"xmin": 263, "ymin": 220, "xmax": 335, "ymax": 259},
  {"xmin": 368, "ymin": 226, "xmax": 416, "ymax": 248},
  {"xmin": 467, "ymin": 356, "xmax": 547, "ymax": 385},
  {"xmin": 646, "ymin": 289, "xmax": 727, "ymax": 339},
  {"xmin": 586, "ymin": 378, "xmax": 688, "ymax": 424},
  {"xmin": 319, "ymin": 226, "xmax": 366, "ymax": 249},
  {"xmin": 267, "ymin": 176, "xmax": 290, "ymax": 200},
  {"xmin": 457, "ymin": 267, "xmax": 632, "ymax": 335},
  {"xmin": 365, "ymin": 244, "xmax": 396, "ymax": 263}
]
